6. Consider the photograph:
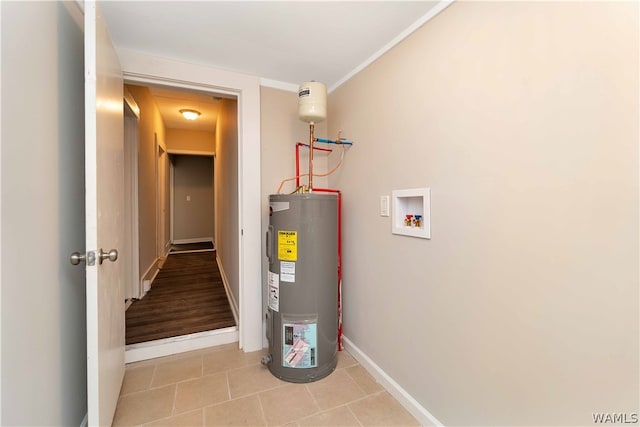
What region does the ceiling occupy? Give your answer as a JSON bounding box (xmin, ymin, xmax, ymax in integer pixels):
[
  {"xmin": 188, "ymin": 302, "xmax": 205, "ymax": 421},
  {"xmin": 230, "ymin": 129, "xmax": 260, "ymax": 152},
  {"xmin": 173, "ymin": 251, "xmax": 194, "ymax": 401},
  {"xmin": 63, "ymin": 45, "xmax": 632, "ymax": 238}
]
[
  {"xmin": 148, "ymin": 86, "xmax": 226, "ymax": 131},
  {"xmin": 105, "ymin": 1, "xmax": 445, "ymax": 131}
]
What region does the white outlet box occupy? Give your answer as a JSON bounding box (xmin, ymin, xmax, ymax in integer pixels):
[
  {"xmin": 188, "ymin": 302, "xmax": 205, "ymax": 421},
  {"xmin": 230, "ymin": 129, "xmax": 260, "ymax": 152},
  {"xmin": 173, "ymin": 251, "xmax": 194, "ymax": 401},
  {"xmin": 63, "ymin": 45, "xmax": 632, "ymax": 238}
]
[{"xmin": 391, "ymin": 187, "xmax": 431, "ymax": 239}]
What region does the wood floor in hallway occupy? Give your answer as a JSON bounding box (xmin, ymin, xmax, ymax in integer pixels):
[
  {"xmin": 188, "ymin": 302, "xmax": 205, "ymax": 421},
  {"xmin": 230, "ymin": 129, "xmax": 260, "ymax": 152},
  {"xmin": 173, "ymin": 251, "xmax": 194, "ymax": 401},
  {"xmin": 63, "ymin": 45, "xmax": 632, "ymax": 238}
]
[{"xmin": 126, "ymin": 251, "xmax": 236, "ymax": 345}]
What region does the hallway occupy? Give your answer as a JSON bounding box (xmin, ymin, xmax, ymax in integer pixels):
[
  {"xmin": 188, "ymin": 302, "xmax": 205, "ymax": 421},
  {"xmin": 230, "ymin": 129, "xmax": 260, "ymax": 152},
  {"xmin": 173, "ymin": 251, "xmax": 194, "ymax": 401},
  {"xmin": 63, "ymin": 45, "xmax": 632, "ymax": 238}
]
[
  {"xmin": 126, "ymin": 252, "xmax": 235, "ymax": 344},
  {"xmin": 113, "ymin": 345, "xmax": 421, "ymax": 426}
]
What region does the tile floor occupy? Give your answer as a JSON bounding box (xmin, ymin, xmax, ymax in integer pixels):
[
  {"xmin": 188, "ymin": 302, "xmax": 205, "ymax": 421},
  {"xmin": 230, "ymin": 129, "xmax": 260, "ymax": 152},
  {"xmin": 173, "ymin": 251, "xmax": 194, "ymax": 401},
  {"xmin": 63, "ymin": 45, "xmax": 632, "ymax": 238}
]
[{"xmin": 113, "ymin": 343, "xmax": 421, "ymax": 426}]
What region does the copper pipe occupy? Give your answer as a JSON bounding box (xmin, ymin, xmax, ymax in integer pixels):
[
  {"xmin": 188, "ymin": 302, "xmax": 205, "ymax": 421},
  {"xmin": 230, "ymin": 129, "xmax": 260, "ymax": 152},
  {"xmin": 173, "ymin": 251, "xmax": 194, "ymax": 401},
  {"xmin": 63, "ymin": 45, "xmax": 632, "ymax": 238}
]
[
  {"xmin": 308, "ymin": 123, "xmax": 315, "ymax": 191},
  {"xmin": 296, "ymin": 142, "xmax": 332, "ymax": 190}
]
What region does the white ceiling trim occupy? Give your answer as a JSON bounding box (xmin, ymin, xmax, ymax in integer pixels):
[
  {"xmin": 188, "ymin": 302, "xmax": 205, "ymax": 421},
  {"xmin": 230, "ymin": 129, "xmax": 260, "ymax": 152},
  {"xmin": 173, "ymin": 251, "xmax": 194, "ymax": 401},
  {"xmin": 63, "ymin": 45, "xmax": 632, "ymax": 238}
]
[
  {"xmin": 259, "ymin": 78, "xmax": 299, "ymax": 93},
  {"xmin": 328, "ymin": 0, "xmax": 455, "ymax": 94},
  {"xmin": 259, "ymin": 0, "xmax": 454, "ymax": 94}
]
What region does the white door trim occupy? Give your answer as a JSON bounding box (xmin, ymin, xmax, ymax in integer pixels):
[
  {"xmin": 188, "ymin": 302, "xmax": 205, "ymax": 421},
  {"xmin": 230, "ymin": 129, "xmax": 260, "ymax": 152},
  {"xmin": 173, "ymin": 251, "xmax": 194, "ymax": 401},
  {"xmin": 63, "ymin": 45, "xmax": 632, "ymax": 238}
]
[
  {"xmin": 0, "ymin": 3, "xmax": 4, "ymax": 421},
  {"xmin": 118, "ymin": 49, "xmax": 263, "ymax": 352},
  {"xmin": 124, "ymin": 99, "xmax": 141, "ymax": 299},
  {"xmin": 169, "ymin": 155, "xmax": 174, "ymax": 244}
]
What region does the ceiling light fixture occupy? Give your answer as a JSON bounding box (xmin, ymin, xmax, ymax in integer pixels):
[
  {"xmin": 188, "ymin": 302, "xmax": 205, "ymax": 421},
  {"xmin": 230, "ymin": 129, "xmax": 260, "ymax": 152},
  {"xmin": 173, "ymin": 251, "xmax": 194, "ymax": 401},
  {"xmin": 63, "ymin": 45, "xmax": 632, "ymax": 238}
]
[{"xmin": 179, "ymin": 109, "xmax": 201, "ymax": 120}]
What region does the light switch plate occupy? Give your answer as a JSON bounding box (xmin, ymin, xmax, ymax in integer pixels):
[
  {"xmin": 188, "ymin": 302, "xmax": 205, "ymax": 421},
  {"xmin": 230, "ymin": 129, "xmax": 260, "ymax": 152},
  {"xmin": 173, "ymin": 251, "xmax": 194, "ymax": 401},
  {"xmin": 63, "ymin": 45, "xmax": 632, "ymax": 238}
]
[{"xmin": 380, "ymin": 195, "xmax": 390, "ymax": 217}]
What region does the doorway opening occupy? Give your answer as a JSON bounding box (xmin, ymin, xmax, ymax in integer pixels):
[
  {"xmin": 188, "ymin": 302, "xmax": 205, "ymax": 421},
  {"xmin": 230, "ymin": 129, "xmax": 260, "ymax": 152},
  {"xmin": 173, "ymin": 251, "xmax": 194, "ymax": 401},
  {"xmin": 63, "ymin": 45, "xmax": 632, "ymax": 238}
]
[{"xmin": 123, "ymin": 82, "xmax": 240, "ymax": 362}]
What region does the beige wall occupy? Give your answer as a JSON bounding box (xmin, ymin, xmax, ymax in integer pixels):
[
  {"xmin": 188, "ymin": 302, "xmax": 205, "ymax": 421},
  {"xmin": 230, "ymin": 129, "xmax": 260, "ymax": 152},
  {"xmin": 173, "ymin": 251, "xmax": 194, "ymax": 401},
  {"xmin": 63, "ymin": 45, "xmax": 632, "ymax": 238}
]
[
  {"xmin": 215, "ymin": 99, "xmax": 240, "ymax": 305},
  {"xmin": 126, "ymin": 84, "xmax": 167, "ymax": 279},
  {"xmin": 166, "ymin": 128, "xmax": 215, "ymax": 153},
  {"xmin": 327, "ymin": 2, "xmax": 638, "ymax": 425},
  {"xmin": 173, "ymin": 155, "xmax": 214, "ymax": 241}
]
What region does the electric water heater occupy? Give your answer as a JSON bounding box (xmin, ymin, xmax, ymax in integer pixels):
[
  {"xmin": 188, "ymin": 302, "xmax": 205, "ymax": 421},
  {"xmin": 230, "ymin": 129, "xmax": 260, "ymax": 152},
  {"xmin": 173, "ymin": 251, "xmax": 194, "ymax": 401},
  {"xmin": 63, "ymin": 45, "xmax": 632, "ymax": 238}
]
[{"xmin": 264, "ymin": 193, "xmax": 338, "ymax": 382}]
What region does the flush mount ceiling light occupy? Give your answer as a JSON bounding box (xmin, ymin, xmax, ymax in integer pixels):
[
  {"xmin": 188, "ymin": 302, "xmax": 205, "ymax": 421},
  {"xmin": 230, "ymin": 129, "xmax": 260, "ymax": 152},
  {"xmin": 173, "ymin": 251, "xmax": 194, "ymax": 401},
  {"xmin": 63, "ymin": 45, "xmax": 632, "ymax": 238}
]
[{"xmin": 179, "ymin": 109, "xmax": 201, "ymax": 120}]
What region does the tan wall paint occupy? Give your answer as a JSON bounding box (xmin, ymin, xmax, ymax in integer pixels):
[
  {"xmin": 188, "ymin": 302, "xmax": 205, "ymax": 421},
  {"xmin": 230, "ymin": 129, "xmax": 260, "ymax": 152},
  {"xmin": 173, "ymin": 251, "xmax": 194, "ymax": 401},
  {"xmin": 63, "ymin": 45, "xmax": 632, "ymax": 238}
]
[
  {"xmin": 173, "ymin": 155, "xmax": 214, "ymax": 241},
  {"xmin": 328, "ymin": 2, "xmax": 638, "ymax": 425},
  {"xmin": 166, "ymin": 128, "xmax": 215, "ymax": 153},
  {"xmin": 215, "ymin": 99, "xmax": 240, "ymax": 304},
  {"xmin": 126, "ymin": 84, "xmax": 167, "ymax": 279}
]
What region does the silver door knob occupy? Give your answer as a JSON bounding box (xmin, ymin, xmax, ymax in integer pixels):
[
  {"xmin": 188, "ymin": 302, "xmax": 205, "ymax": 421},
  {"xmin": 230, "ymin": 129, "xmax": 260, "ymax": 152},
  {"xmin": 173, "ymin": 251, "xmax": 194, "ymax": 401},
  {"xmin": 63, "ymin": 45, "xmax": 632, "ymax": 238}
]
[
  {"xmin": 70, "ymin": 252, "xmax": 85, "ymax": 265},
  {"xmin": 98, "ymin": 248, "xmax": 118, "ymax": 264},
  {"xmin": 70, "ymin": 251, "xmax": 96, "ymax": 266}
]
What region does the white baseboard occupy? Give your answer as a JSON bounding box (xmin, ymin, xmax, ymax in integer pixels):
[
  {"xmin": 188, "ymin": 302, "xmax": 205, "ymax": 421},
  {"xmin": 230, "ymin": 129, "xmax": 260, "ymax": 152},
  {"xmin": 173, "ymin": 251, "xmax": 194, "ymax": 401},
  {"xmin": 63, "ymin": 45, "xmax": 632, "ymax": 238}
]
[
  {"xmin": 125, "ymin": 327, "xmax": 239, "ymax": 363},
  {"xmin": 140, "ymin": 257, "xmax": 161, "ymax": 284},
  {"xmin": 79, "ymin": 413, "xmax": 87, "ymax": 427},
  {"xmin": 342, "ymin": 336, "xmax": 444, "ymax": 427},
  {"xmin": 172, "ymin": 237, "xmax": 214, "ymax": 245},
  {"xmin": 217, "ymin": 255, "xmax": 239, "ymax": 325}
]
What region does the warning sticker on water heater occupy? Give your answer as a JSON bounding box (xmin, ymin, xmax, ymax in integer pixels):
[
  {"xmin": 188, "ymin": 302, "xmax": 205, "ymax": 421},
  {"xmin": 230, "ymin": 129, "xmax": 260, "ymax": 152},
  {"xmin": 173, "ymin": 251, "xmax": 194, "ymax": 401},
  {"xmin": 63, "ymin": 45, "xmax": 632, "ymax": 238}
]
[
  {"xmin": 268, "ymin": 271, "xmax": 279, "ymax": 312},
  {"xmin": 278, "ymin": 230, "xmax": 297, "ymax": 261},
  {"xmin": 282, "ymin": 322, "xmax": 317, "ymax": 368},
  {"xmin": 280, "ymin": 261, "xmax": 295, "ymax": 283}
]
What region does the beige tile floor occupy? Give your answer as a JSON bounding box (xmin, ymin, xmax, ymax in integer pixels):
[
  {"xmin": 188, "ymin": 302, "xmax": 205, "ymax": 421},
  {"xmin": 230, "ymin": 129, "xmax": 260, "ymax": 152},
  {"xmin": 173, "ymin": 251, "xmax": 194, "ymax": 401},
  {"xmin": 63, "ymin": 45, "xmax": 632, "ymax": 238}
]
[{"xmin": 113, "ymin": 343, "xmax": 421, "ymax": 426}]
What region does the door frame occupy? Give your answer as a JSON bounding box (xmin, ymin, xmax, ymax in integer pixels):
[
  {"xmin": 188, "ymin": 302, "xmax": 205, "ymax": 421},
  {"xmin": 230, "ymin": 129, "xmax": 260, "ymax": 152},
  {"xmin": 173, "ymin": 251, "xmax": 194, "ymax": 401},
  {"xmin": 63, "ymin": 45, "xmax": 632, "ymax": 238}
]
[
  {"xmin": 124, "ymin": 95, "xmax": 141, "ymax": 299},
  {"xmin": 119, "ymin": 50, "xmax": 262, "ymax": 352},
  {"xmin": 155, "ymin": 138, "xmax": 168, "ymax": 260}
]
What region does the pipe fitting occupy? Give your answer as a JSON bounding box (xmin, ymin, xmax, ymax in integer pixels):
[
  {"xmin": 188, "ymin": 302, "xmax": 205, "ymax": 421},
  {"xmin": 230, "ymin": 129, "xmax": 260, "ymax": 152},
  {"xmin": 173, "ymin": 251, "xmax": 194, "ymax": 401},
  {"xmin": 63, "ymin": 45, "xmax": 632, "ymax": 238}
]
[{"xmin": 260, "ymin": 354, "xmax": 273, "ymax": 366}]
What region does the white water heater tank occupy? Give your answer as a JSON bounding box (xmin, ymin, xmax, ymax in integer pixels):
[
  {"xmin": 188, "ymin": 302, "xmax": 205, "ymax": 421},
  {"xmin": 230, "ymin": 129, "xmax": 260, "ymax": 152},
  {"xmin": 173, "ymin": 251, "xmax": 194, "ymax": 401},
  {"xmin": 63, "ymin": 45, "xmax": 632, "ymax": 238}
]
[{"xmin": 298, "ymin": 81, "xmax": 327, "ymax": 124}]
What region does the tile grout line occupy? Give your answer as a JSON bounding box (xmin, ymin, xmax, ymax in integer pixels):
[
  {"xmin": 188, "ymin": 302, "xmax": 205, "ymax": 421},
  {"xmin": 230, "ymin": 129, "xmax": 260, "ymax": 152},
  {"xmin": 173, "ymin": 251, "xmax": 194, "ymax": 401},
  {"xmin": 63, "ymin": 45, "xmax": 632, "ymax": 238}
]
[
  {"xmin": 148, "ymin": 363, "xmax": 158, "ymax": 392},
  {"xmin": 346, "ymin": 403, "xmax": 365, "ymax": 427},
  {"xmin": 225, "ymin": 371, "xmax": 231, "ymax": 401},
  {"xmin": 289, "ymin": 371, "xmax": 363, "ymax": 426},
  {"xmin": 294, "ymin": 388, "xmax": 384, "ymax": 426},
  {"xmin": 256, "ymin": 388, "xmax": 269, "ymax": 426},
  {"xmin": 305, "ymin": 383, "xmax": 318, "ymax": 408},
  {"xmin": 171, "ymin": 380, "xmax": 179, "ymax": 418},
  {"xmin": 344, "ymin": 365, "xmax": 375, "ymax": 397},
  {"xmin": 206, "ymin": 381, "xmax": 288, "ymax": 408},
  {"xmin": 274, "ymin": 382, "xmax": 320, "ymax": 426}
]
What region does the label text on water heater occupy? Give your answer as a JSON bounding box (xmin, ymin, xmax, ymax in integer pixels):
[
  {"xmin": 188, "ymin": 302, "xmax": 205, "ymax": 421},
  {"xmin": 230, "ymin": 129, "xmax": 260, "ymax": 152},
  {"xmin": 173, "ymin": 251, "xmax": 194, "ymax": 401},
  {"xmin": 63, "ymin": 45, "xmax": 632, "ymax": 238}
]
[{"xmin": 278, "ymin": 230, "xmax": 298, "ymax": 261}]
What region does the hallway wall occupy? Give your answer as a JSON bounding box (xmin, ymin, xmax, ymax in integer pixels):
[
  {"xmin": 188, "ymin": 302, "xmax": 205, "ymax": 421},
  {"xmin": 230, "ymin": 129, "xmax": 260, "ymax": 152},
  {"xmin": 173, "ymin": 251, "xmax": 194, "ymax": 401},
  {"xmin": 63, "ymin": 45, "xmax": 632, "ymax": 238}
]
[
  {"xmin": 327, "ymin": 2, "xmax": 639, "ymax": 425},
  {"xmin": 167, "ymin": 128, "xmax": 215, "ymax": 153},
  {"xmin": 215, "ymin": 99, "xmax": 240, "ymax": 307},
  {"xmin": 173, "ymin": 155, "xmax": 214, "ymax": 242},
  {"xmin": 126, "ymin": 85, "xmax": 169, "ymax": 280}
]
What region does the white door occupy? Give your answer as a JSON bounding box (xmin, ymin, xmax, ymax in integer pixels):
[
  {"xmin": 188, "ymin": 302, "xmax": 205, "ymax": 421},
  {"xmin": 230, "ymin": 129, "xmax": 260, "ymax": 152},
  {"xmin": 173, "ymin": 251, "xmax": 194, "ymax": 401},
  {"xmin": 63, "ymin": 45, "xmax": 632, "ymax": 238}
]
[{"xmin": 85, "ymin": 2, "xmax": 126, "ymax": 426}]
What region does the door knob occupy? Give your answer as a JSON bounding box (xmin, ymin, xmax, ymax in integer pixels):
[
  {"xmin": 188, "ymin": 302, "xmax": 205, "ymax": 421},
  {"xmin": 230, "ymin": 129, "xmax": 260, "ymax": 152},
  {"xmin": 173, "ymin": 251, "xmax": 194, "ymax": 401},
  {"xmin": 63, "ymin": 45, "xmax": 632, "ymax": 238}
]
[
  {"xmin": 70, "ymin": 251, "xmax": 96, "ymax": 266},
  {"xmin": 70, "ymin": 252, "xmax": 85, "ymax": 265},
  {"xmin": 98, "ymin": 248, "xmax": 118, "ymax": 264}
]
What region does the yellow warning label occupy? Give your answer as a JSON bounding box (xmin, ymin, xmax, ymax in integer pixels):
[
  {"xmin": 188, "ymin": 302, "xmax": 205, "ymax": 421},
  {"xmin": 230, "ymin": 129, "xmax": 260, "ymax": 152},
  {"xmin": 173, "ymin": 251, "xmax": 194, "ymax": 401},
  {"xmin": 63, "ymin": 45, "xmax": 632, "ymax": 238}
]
[{"xmin": 278, "ymin": 230, "xmax": 298, "ymax": 261}]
